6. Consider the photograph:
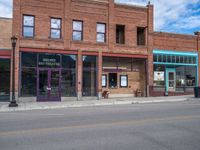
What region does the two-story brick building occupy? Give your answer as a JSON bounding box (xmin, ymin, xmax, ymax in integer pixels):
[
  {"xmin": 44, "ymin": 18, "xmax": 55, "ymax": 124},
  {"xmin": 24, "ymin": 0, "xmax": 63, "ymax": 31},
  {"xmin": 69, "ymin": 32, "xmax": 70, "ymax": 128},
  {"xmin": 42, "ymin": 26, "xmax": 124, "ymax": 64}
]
[{"xmin": 4, "ymin": 0, "xmax": 200, "ymax": 102}]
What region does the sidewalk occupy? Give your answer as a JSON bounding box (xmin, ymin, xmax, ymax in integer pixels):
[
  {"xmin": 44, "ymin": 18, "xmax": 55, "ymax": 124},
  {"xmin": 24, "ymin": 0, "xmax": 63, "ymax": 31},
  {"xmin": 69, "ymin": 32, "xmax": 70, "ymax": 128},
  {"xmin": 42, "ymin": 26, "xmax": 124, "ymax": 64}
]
[{"xmin": 0, "ymin": 95, "xmax": 198, "ymax": 112}]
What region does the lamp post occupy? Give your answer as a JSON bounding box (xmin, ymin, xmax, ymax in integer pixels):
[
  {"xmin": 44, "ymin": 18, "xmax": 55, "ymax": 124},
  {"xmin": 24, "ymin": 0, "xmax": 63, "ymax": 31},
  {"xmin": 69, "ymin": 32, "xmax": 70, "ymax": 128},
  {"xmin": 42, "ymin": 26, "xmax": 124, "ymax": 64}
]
[{"xmin": 9, "ymin": 35, "xmax": 18, "ymax": 107}]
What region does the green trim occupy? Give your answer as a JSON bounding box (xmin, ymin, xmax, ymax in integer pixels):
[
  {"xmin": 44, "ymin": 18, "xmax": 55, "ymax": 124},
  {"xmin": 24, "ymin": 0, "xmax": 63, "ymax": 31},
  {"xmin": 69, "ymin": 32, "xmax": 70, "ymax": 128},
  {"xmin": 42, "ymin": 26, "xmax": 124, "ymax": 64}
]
[
  {"xmin": 153, "ymin": 62, "xmax": 197, "ymax": 66},
  {"xmin": 153, "ymin": 49, "xmax": 198, "ymax": 56}
]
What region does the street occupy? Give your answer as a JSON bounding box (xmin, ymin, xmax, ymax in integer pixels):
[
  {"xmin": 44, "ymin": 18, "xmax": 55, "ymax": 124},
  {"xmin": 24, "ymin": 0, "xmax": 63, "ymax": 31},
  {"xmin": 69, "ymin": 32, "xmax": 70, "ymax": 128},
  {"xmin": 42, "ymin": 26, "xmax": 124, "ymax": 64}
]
[{"xmin": 0, "ymin": 100, "xmax": 200, "ymax": 150}]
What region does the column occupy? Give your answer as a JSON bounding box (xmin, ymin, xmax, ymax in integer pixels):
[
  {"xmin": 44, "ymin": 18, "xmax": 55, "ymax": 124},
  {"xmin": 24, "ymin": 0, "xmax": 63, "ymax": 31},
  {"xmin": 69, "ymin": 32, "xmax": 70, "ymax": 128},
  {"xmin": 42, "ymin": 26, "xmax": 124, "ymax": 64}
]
[
  {"xmin": 147, "ymin": 2, "xmax": 154, "ymax": 96},
  {"xmin": 97, "ymin": 51, "xmax": 102, "ymax": 100},
  {"xmin": 12, "ymin": 0, "xmax": 21, "ymax": 101},
  {"xmin": 77, "ymin": 50, "xmax": 82, "ymax": 100}
]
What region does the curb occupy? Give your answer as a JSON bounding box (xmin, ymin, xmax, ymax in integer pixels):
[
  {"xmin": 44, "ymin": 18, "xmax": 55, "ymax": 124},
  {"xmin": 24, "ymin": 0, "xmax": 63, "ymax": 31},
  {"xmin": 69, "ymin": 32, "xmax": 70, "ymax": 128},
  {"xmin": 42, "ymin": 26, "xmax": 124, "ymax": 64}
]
[{"xmin": 0, "ymin": 97, "xmax": 193, "ymax": 112}]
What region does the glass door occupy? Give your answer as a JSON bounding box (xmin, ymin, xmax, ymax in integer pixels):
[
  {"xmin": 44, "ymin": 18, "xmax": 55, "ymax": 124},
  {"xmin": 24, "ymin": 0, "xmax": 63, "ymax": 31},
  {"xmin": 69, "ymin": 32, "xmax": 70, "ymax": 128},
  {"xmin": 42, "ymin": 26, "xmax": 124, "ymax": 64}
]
[
  {"xmin": 166, "ymin": 68, "xmax": 176, "ymax": 92},
  {"xmin": 168, "ymin": 72, "xmax": 175, "ymax": 91},
  {"xmin": 37, "ymin": 69, "xmax": 61, "ymax": 101}
]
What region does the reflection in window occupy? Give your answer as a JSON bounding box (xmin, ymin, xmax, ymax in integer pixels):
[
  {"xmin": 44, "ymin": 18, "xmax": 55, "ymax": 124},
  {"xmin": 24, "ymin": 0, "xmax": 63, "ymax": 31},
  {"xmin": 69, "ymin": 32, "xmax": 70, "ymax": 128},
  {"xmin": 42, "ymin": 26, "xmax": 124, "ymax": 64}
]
[
  {"xmin": 73, "ymin": 20, "xmax": 83, "ymax": 41},
  {"xmin": 23, "ymin": 15, "xmax": 34, "ymax": 37},
  {"xmin": 50, "ymin": 18, "xmax": 61, "ymax": 39},
  {"xmin": 97, "ymin": 23, "xmax": 106, "ymax": 43}
]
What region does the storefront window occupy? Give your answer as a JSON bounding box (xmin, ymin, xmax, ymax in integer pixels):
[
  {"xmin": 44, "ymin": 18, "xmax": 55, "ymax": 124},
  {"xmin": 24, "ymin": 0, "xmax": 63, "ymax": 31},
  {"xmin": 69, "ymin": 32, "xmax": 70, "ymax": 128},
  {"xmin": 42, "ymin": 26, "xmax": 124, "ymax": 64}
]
[
  {"xmin": 61, "ymin": 55, "xmax": 76, "ymax": 97},
  {"xmin": 22, "ymin": 52, "xmax": 37, "ymax": 67},
  {"xmin": 82, "ymin": 56, "xmax": 97, "ymax": 96},
  {"xmin": 153, "ymin": 65, "xmax": 165, "ymax": 86},
  {"xmin": 185, "ymin": 66, "xmax": 196, "ymax": 86},
  {"xmin": 21, "ymin": 68, "xmax": 37, "ymax": 96},
  {"xmin": 0, "ymin": 59, "xmax": 10, "ymax": 101},
  {"xmin": 21, "ymin": 52, "xmax": 77, "ymax": 97},
  {"xmin": 61, "ymin": 69, "xmax": 76, "ymax": 96}
]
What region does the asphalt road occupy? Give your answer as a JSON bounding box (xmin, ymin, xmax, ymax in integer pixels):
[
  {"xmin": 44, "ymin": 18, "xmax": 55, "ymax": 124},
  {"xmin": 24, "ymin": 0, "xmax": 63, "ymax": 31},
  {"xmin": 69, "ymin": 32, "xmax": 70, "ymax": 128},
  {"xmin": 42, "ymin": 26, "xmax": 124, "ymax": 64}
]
[{"xmin": 0, "ymin": 100, "xmax": 200, "ymax": 150}]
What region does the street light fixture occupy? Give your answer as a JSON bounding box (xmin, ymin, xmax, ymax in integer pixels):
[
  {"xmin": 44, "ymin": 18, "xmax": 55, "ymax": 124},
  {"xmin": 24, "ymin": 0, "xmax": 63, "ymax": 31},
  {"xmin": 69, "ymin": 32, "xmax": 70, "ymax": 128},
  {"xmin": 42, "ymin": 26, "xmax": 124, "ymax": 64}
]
[{"xmin": 9, "ymin": 35, "xmax": 18, "ymax": 107}]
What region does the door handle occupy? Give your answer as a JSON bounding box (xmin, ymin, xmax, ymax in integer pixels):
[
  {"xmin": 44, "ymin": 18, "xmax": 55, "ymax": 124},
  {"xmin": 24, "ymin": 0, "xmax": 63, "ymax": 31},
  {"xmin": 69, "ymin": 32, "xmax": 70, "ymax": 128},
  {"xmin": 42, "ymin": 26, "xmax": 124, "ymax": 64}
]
[{"xmin": 47, "ymin": 87, "xmax": 51, "ymax": 90}]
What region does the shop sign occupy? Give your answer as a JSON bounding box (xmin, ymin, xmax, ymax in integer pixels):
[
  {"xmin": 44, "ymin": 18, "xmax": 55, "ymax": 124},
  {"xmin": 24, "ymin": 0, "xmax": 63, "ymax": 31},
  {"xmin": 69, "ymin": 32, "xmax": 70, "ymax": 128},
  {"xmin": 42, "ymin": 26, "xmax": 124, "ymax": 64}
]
[
  {"xmin": 154, "ymin": 71, "xmax": 164, "ymax": 81},
  {"xmin": 38, "ymin": 54, "xmax": 60, "ymax": 67}
]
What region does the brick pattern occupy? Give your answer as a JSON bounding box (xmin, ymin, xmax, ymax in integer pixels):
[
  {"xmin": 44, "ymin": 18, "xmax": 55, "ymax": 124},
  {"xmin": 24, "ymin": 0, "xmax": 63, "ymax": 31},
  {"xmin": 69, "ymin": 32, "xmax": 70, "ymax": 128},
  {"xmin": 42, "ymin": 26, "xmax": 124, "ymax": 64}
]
[{"xmin": 0, "ymin": 18, "xmax": 12, "ymax": 50}]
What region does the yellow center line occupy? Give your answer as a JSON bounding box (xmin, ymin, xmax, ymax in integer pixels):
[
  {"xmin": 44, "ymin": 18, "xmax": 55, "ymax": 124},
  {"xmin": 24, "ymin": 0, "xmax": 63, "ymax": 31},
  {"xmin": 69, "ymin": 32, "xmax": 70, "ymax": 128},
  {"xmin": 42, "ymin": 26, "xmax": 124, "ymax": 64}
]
[{"xmin": 0, "ymin": 115, "xmax": 200, "ymax": 136}]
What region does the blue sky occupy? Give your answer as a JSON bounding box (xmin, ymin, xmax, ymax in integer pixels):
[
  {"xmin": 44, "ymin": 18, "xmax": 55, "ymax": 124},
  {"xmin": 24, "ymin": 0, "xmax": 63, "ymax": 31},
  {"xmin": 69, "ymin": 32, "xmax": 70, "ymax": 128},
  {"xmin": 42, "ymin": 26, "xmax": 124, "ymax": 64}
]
[{"xmin": 0, "ymin": 0, "xmax": 200, "ymax": 34}]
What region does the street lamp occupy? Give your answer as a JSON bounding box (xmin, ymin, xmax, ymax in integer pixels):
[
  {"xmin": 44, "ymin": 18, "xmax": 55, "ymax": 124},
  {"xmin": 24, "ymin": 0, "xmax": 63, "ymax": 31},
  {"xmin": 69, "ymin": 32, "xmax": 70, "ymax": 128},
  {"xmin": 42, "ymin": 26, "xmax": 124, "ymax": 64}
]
[{"xmin": 9, "ymin": 35, "xmax": 18, "ymax": 107}]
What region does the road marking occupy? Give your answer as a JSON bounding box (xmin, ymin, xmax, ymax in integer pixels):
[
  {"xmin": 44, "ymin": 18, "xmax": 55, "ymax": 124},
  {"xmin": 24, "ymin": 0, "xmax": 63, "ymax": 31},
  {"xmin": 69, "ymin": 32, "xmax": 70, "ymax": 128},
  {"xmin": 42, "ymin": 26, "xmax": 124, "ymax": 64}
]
[{"xmin": 0, "ymin": 115, "xmax": 200, "ymax": 136}]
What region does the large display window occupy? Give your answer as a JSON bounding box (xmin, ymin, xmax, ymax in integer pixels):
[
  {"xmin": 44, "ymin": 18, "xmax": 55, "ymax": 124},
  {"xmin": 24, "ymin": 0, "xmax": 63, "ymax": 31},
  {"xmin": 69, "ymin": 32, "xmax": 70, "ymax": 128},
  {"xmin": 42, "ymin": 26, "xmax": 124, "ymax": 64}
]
[
  {"xmin": 0, "ymin": 59, "xmax": 10, "ymax": 101},
  {"xmin": 20, "ymin": 52, "xmax": 76, "ymax": 98},
  {"xmin": 82, "ymin": 56, "xmax": 97, "ymax": 96}
]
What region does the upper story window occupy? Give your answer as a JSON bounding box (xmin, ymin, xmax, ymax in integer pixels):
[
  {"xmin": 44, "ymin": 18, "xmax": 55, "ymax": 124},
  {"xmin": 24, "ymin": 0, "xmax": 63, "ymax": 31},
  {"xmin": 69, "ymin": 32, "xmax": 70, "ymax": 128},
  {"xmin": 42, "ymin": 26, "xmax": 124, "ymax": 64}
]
[
  {"xmin": 23, "ymin": 15, "xmax": 34, "ymax": 37},
  {"xmin": 50, "ymin": 18, "xmax": 61, "ymax": 39},
  {"xmin": 97, "ymin": 23, "xmax": 106, "ymax": 43},
  {"xmin": 116, "ymin": 25, "xmax": 125, "ymax": 44},
  {"xmin": 137, "ymin": 27, "xmax": 146, "ymax": 46},
  {"xmin": 72, "ymin": 20, "xmax": 83, "ymax": 41}
]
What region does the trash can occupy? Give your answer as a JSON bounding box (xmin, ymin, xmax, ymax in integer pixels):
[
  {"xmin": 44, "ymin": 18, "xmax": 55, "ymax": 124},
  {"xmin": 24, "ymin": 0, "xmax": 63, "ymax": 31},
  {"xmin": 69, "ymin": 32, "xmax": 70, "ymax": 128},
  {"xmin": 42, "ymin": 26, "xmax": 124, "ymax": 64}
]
[{"xmin": 194, "ymin": 87, "xmax": 200, "ymax": 98}]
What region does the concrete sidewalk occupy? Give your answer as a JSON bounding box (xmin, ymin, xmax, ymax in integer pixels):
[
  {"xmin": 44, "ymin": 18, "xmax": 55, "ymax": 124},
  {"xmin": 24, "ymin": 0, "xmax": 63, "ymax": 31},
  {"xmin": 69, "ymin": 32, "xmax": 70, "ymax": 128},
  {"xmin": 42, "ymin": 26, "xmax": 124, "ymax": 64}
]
[{"xmin": 0, "ymin": 95, "xmax": 198, "ymax": 112}]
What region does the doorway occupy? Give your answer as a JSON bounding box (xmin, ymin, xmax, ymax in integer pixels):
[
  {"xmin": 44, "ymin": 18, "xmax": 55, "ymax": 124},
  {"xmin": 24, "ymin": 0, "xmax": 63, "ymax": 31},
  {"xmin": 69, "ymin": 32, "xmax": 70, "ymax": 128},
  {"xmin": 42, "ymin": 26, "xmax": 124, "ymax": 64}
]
[
  {"xmin": 166, "ymin": 68, "xmax": 176, "ymax": 92},
  {"xmin": 37, "ymin": 68, "xmax": 61, "ymax": 101}
]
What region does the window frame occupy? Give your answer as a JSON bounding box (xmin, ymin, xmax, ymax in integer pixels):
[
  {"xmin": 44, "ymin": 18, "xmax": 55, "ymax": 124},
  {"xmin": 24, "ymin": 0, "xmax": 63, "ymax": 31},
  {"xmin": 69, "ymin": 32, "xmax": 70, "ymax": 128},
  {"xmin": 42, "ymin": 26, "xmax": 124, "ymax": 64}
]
[
  {"xmin": 72, "ymin": 20, "xmax": 83, "ymax": 41},
  {"xmin": 96, "ymin": 23, "xmax": 106, "ymax": 43},
  {"xmin": 102, "ymin": 74, "xmax": 107, "ymax": 88},
  {"xmin": 50, "ymin": 17, "xmax": 62, "ymax": 39},
  {"xmin": 116, "ymin": 24, "xmax": 125, "ymax": 44},
  {"xmin": 22, "ymin": 14, "xmax": 35, "ymax": 38},
  {"xmin": 137, "ymin": 27, "xmax": 146, "ymax": 46},
  {"xmin": 108, "ymin": 73, "xmax": 118, "ymax": 88},
  {"xmin": 120, "ymin": 75, "xmax": 128, "ymax": 88}
]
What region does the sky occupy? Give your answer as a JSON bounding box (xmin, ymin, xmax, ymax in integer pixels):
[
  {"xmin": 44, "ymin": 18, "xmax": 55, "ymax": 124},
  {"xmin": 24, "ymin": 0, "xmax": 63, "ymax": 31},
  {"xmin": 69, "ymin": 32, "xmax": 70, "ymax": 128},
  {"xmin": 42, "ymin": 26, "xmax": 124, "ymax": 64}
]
[{"xmin": 0, "ymin": 0, "xmax": 200, "ymax": 34}]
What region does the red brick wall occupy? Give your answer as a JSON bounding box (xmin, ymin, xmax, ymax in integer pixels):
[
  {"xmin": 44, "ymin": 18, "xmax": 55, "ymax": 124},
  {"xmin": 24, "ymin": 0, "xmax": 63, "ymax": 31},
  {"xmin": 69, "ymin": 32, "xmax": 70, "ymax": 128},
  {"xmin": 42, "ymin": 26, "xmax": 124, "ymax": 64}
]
[
  {"xmin": 13, "ymin": 0, "xmax": 150, "ymax": 55},
  {"xmin": 0, "ymin": 18, "xmax": 12, "ymax": 50},
  {"xmin": 153, "ymin": 32, "xmax": 197, "ymax": 52}
]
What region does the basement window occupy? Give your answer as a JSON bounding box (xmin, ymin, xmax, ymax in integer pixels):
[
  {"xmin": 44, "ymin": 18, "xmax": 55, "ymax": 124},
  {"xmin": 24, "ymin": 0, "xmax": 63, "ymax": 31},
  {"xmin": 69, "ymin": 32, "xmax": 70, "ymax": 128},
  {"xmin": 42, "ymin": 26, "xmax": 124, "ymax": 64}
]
[
  {"xmin": 137, "ymin": 27, "xmax": 145, "ymax": 46},
  {"xmin": 116, "ymin": 25, "xmax": 125, "ymax": 44}
]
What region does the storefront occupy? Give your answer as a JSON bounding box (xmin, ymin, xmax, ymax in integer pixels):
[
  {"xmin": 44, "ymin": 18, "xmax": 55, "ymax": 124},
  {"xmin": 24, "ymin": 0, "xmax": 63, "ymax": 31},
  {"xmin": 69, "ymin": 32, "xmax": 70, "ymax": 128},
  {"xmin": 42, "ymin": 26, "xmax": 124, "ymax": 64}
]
[
  {"xmin": 102, "ymin": 56, "xmax": 147, "ymax": 97},
  {"xmin": 0, "ymin": 58, "xmax": 10, "ymax": 101},
  {"xmin": 151, "ymin": 50, "xmax": 198, "ymax": 96},
  {"xmin": 20, "ymin": 52, "xmax": 76, "ymax": 101}
]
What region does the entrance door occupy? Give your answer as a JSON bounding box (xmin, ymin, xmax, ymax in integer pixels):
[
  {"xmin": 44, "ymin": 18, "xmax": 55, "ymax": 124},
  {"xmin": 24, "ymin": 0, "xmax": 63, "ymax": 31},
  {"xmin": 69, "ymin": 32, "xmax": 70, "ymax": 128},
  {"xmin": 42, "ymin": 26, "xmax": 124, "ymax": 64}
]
[
  {"xmin": 166, "ymin": 68, "xmax": 176, "ymax": 92},
  {"xmin": 37, "ymin": 69, "xmax": 61, "ymax": 101}
]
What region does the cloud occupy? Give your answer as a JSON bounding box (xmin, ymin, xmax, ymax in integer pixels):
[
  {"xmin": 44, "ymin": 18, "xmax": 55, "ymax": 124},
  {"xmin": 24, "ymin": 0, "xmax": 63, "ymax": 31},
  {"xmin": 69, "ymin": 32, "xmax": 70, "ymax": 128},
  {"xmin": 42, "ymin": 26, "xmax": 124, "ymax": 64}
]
[
  {"xmin": 115, "ymin": 0, "xmax": 200, "ymax": 34},
  {"xmin": 0, "ymin": 0, "xmax": 12, "ymax": 18}
]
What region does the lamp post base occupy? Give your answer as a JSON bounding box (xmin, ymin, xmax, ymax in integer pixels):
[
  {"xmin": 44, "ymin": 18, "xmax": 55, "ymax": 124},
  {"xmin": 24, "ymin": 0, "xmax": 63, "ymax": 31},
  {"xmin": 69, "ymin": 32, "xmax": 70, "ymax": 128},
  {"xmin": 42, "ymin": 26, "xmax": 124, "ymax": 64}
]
[{"xmin": 8, "ymin": 101, "xmax": 18, "ymax": 107}]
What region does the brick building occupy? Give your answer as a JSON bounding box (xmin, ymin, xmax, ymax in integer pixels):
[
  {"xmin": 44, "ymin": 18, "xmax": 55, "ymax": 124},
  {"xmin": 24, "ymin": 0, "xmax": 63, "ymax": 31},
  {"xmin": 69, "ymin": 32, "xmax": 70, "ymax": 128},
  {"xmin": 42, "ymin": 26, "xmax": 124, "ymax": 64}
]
[
  {"xmin": 1, "ymin": 0, "xmax": 199, "ymax": 102},
  {"xmin": 0, "ymin": 17, "xmax": 12, "ymax": 101}
]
